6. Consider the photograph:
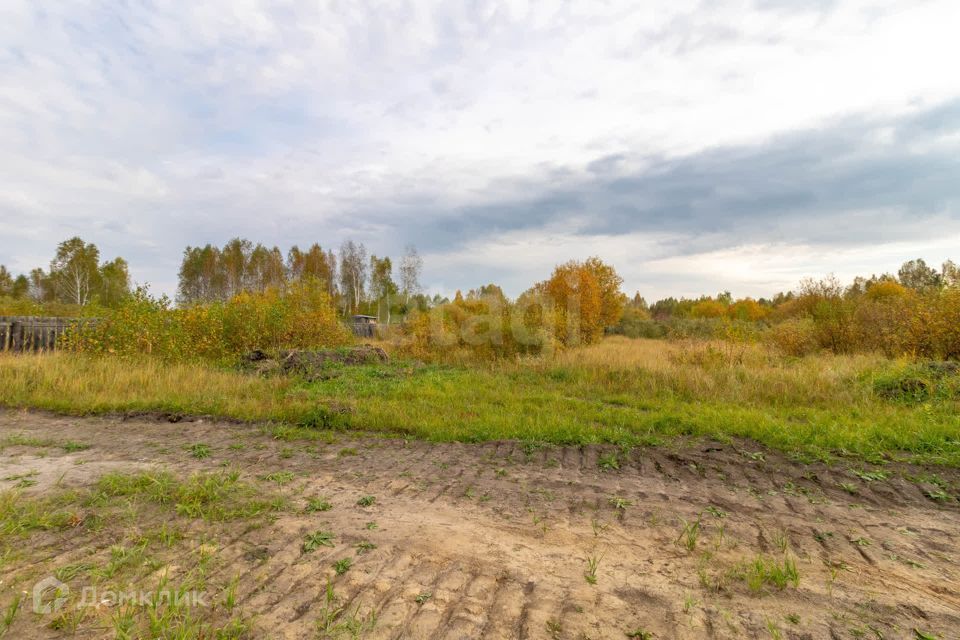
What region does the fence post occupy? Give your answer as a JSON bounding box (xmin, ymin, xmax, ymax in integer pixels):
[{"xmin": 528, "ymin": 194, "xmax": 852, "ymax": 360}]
[{"xmin": 11, "ymin": 321, "xmax": 22, "ymax": 352}]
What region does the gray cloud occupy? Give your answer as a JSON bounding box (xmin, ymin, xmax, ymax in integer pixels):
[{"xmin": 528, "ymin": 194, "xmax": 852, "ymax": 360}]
[{"xmin": 375, "ymin": 100, "xmax": 960, "ymax": 257}]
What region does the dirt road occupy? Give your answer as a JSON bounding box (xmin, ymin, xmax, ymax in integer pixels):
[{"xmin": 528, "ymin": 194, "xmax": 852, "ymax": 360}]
[{"xmin": 1, "ymin": 410, "xmax": 959, "ymax": 639}]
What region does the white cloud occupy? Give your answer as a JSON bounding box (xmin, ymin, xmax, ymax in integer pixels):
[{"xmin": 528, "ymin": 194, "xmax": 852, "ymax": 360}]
[{"xmin": 1, "ymin": 0, "xmax": 959, "ymax": 299}]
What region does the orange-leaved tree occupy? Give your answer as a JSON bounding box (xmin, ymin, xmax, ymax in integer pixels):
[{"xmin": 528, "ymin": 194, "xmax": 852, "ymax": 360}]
[{"xmin": 534, "ymin": 257, "xmax": 625, "ymax": 346}]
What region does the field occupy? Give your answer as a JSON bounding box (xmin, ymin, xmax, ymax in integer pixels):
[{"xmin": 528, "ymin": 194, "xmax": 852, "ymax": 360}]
[
  {"xmin": 2, "ymin": 337, "xmax": 960, "ymax": 465},
  {"xmin": 1, "ymin": 337, "xmax": 960, "ymax": 638}
]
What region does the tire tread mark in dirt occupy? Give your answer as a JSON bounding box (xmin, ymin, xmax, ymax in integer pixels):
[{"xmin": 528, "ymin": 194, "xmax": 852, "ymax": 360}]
[
  {"xmin": 436, "ymin": 572, "xmax": 498, "ymax": 640},
  {"xmin": 389, "ymin": 482, "xmax": 411, "ymax": 496},
  {"xmin": 386, "ymin": 561, "xmax": 459, "ymax": 640},
  {"xmin": 475, "ymin": 574, "xmax": 516, "ymax": 638},
  {"xmin": 359, "ymin": 551, "xmax": 425, "ymax": 629},
  {"xmin": 425, "ymin": 570, "xmax": 480, "ymax": 640},
  {"xmin": 182, "ymin": 523, "xmax": 274, "ymax": 587},
  {"xmin": 235, "ymin": 540, "xmax": 343, "ymax": 609},
  {"xmin": 516, "ymin": 580, "xmax": 536, "ymax": 640},
  {"xmin": 854, "ymin": 543, "xmax": 876, "ymax": 566},
  {"xmin": 781, "ymin": 496, "xmax": 802, "ymax": 516},
  {"xmin": 283, "ymin": 549, "xmax": 420, "ymax": 631},
  {"xmin": 290, "ymin": 547, "xmax": 415, "ymax": 623},
  {"xmin": 701, "ymin": 606, "xmax": 718, "ymax": 639},
  {"xmin": 428, "ymin": 483, "xmax": 453, "ymax": 503}
]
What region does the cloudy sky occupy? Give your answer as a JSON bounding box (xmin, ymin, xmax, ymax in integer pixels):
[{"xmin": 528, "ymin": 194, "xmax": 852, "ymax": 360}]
[{"xmin": 2, "ymin": 0, "xmax": 959, "ymax": 300}]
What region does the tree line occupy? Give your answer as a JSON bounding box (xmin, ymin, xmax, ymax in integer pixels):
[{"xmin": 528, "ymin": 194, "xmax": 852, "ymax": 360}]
[
  {"xmin": 6, "ymin": 235, "xmax": 960, "ymax": 361},
  {"xmin": 610, "ymin": 258, "xmax": 960, "ymax": 359},
  {"xmin": 0, "ymin": 237, "xmax": 130, "ymax": 307},
  {"xmin": 626, "ymin": 258, "xmax": 960, "ymax": 322},
  {"xmin": 176, "ymin": 238, "xmax": 425, "ymax": 320}
]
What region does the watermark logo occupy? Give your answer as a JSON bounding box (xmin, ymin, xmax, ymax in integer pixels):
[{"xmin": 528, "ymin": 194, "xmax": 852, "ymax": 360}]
[
  {"xmin": 31, "ymin": 577, "xmax": 207, "ymax": 615},
  {"xmin": 33, "ymin": 576, "xmax": 69, "ymax": 614}
]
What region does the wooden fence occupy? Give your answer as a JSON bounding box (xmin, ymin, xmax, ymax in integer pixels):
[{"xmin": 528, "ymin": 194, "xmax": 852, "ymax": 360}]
[{"xmin": 0, "ymin": 316, "xmax": 88, "ymax": 353}]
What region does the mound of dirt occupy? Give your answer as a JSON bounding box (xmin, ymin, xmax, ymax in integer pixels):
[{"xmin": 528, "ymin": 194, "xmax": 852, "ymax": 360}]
[{"xmin": 244, "ymin": 345, "xmax": 389, "ymax": 379}]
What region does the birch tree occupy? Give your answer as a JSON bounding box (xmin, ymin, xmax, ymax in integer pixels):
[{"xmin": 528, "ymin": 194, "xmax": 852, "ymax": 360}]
[
  {"xmin": 399, "ymin": 245, "xmax": 423, "ymax": 304},
  {"xmin": 339, "ymin": 240, "xmax": 368, "ymax": 313},
  {"xmin": 50, "ymin": 237, "xmax": 101, "ymax": 305},
  {"xmin": 369, "ymin": 255, "xmax": 397, "ymax": 323}
]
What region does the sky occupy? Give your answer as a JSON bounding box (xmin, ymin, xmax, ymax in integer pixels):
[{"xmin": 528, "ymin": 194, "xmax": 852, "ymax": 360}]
[{"xmin": 2, "ymin": 0, "xmax": 959, "ymax": 301}]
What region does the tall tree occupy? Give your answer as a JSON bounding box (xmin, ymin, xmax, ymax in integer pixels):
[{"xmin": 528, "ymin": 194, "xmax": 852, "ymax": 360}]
[
  {"xmin": 942, "ymin": 260, "xmax": 960, "ymax": 289},
  {"xmin": 247, "ymin": 244, "xmax": 286, "ymax": 292},
  {"xmin": 399, "ymin": 245, "xmax": 423, "ymax": 304},
  {"xmin": 177, "ymin": 245, "xmax": 223, "ymax": 304},
  {"xmin": 28, "ymin": 268, "xmax": 50, "ymax": 302},
  {"xmin": 11, "ymin": 275, "xmax": 29, "ymax": 299},
  {"xmin": 898, "ymin": 258, "xmax": 941, "ymax": 291},
  {"xmin": 221, "ymin": 238, "xmax": 252, "ymax": 298},
  {"xmin": 534, "ymin": 257, "xmax": 625, "ymax": 345},
  {"xmin": 629, "ymin": 292, "xmax": 648, "ymax": 310},
  {"xmin": 98, "ymin": 258, "xmax": 131, "ymax": 306},
  {"xmin": 581, "ymin": 256, "xmax": 626, "ymax": 328},
  {"xmin": 287, "ymin": 246, "xmax": 307, "ymax": 281},
  {"xmin": 339, "ymin": 240, "xmax": 368, "ymax": 313},
  {"xmin": 288, "ymin": 243, "xmax": 336, "ymax": 295},
  {"xmin": 50, "ymin": 237, "xmax": 101, "ymax": 305},
  {"xmin": 0, "ymin": 266, "xmax": 12, "ymax": 297},
  {"xmin": 369, "ymin": 255, "xmax": 397, "ymax": 323}
]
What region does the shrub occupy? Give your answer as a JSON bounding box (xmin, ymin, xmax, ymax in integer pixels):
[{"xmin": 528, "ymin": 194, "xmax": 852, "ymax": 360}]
[
  {"xmin": 666, "ymin": 318, "xmax": 763, "ymax": 342},
  {"xmin": 690, "ymin": 300, "xmax": 726, "ymax": 319},
  {"xmin": 397, "ymin": 293, "xmax": 556, "ymax": 361},
  {"xmin": 909, "ymin": 288, "xmax": 960, "ymax": 360},
  {"xmin": 766, "ymin": 318, "xmax": 819, "ymax": 357},
  {"xmin": 727, "ymin": 299, "xmax": 769, "ymax": 322},
  {"xmin": 872, "ymin": 361, "xmax": 960, "ymax": 403},
  {"xmin": 61, "ymin": 279, "xmax": 351, "ymax": 362},
  {"xmin": 853, "ymin": 297, "xmax": 910, "ymax": 357},
  {"xmin": 611, "ymin": 309, "xmax": 668, "ymax": 339}
]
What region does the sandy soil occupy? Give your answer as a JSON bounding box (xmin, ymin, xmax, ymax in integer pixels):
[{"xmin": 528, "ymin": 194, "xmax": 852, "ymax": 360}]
[{"xmin": 1, "ymin": 409, "xmax": 959, "ymax": 639}]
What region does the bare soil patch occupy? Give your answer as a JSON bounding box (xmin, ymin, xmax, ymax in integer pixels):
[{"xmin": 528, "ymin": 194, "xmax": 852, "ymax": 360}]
[{"xmin": 1, "ymin": 409, "xmax": 959, "ymax": 639}]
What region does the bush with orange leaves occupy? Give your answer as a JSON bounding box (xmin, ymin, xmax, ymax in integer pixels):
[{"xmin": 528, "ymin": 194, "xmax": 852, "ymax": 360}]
[
  {"xmin": 398, "ymin": 291, "xmax": 556, "ymax": 361},
  {"xmin": 61, "ymin": 278, "xmax": 351, "ymax": 361},
  {"xmin": 727, "ymin": 298, "xmax": 769, "ymax": 322},
  {"xmin": 690, "ymin": 299, "xmax": 726, "ymax": 319},
  {"xmin": 907, "ymin": 287, "xmax": 960, "ymax": 360},
  {"xmin": 531, "ymin": 257, "xmax": 625, "ymax": 346},
  {"xmin": 765, "ymin": 275, "xmax": 960, "ymax": 359}
]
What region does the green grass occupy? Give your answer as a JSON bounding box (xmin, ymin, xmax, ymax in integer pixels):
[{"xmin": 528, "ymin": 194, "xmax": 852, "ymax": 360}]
[
  {"xmin": 739, "ymin": 555, "xmax": 800, "ymax": 593},
  {"xmin": 306, "ymin": 497, "xmax": 333, "ymax": 513},
  {"xmin": 0, "ymin": 488, "xmax": 84, "ymax": 539},
  {"xmin": 2, "ymin": 338, "xmax": 960, "ymax": 465},
  {"xmin": 93, "ymin": 470, "xmax": 285, "ymax": 521},
  {"xmin": 333, "ymin": 557, "xmax": 352, "ymax": 575}
]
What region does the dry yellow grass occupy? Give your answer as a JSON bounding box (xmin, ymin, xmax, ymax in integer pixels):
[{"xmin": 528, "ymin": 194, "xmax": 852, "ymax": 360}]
[
  {"xmin": 0, "ymin": 353, "xmax": 310, "ymax": 422},
  {"xmin": 549, "ymin": 336, "xmax": 888, "ymax": 406}
]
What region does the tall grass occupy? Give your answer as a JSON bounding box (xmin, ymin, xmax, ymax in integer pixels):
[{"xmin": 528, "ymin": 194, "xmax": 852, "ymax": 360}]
[
  {"xmin": 550, "ymin": 337, "xmax": 887, "ymax": 406},
  {"xmin": 0, "ymin": 354, "xmax": 311, "ymax": 422},
  {"xmin": 2, "ymin": 337, "xmax": 959, "ymax": 465}
]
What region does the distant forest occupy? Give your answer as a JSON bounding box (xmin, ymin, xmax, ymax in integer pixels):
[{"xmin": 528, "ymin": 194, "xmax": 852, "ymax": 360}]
[{"xmin": 3, "ymin": 236, "xmax": 960, "ymax": 337}]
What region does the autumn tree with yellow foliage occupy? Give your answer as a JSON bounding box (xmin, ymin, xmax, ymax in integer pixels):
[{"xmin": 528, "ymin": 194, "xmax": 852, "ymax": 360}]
[{"xmin": 531, "ymin": 257, "xmax": 625, "ymax": 346}]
